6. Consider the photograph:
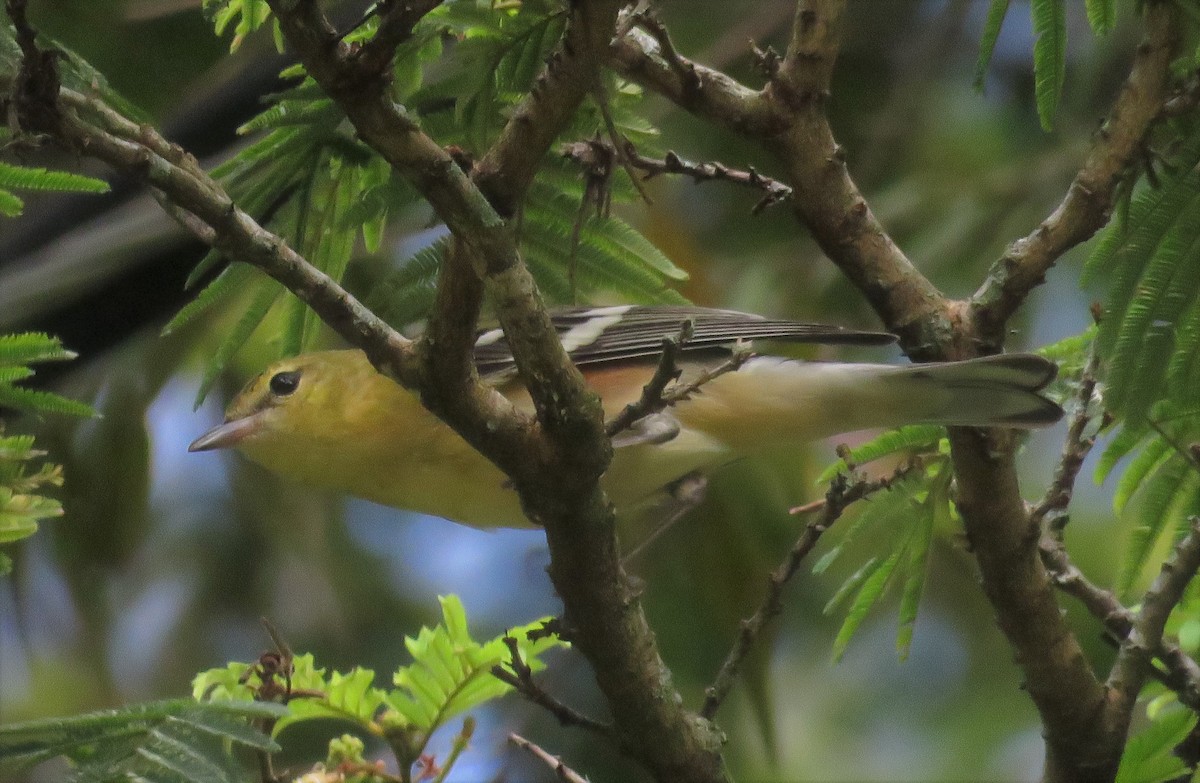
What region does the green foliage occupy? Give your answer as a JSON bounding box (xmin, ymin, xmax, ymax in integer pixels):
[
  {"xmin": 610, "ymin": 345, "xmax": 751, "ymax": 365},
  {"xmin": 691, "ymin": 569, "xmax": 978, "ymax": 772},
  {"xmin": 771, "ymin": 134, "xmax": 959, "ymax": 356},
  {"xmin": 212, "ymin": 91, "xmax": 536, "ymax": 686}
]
[
  {"xmin": 203, "ymin": 0, "xmax": 275, "ymax": 52},
  {"xmin": 0, "ymin": 699, "xmax": 283, "ymax": 783},
  {"xmin": 973, "ymin": 0, "xmax": 1011, "ymax": 91},
  {"xmin": 0, "ymin": 429, "xmax": 64, "ymax": 574},
  {"xmin": 194, "ymin": 595, "xmax": 567, "ymax": 777},
  {"xmin": 1081, "ymin": 121, "xmax": 1200, "ymax": 593},
  {"xmin": 1084, "ymin": 0, "xmax": 1118, "ymax": 36},
  {"xmin": 814, "ymin": 429, "xmax": 951, "ymax": 661},
  {"xmin": 1030, "ymin": 0, "xmax": 1067, "ymax": 131},
  {"xmin": 0, "ymin": 333, "xmax": 94, "ymax": 418},
  {"xmin": 1114, "ymin": 707, "xmax": 1198, "ymax": 783},
  {"xmin": 1086, "ymin": 124, "xmax": 1200, "ymax": 423},
  {"xmin": 0, "ymin": 161, "xmax": 109, "ymax": 218},
  {"xmin": 1094, "ymin": 408, "xmax": 1200, "ymax": 595},
  {"xmin": 178, "ymin": 0, "xmax": 683, "ymax": 403},
  {"xmin": 0, "ymin": 333, "xmax": 93, "ymax": 574}
]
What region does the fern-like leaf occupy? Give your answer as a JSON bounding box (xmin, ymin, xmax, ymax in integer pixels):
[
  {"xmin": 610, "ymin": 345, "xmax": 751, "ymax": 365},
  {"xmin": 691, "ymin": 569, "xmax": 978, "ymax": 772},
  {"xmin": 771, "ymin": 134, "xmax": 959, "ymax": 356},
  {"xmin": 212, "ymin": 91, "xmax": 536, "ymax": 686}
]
[
  {"xmin": 1117, "ymin": 453, "xmax": 1200, "ymax": 594},
  {"xmin": 0, "ymin": 699, "xmax": 282, "ymax": 782},
  {"xmin": 1030, "ymin": 0, "xmax": 1067, "ymax": 131},
  {"xmin": 973, "ymin": 0, "xmax": 1011, "ymax": 91},
  {"xmin": 0, "ymin": 188, "xmax": 23, "ymax": 217},
  {"xmin": 194, "ymin": 595, "xmax": 567, "ymax": 772},
  {"xmin": 1084, "ymin": 132, "xmax": 1200, "ymax": 285},
  {"xmin": 831, "ymin": 547, "xmax": 904, "ymax": 662},
  {"xmin": 194, "ymin": 281, "xmax": 283, "ymax": 409},
  {"xmin": 1084, "ymin": 0, "xmax": 1117, "ymax": 35},
  {"xmin": 0, "ymin": 162, "xmax": 109, "ymax": 195},
  {"xmin": 815, "ymin": 425, "xmax": 945, "ymax": 484}
]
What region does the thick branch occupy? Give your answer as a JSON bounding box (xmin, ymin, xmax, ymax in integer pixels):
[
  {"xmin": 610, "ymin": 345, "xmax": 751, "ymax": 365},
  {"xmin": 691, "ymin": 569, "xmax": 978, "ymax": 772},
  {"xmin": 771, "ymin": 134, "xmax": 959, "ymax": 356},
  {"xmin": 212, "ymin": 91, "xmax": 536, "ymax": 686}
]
[
  {"xmin": 971, "ymin": 0, "xmax": 1181, "ymax": 343},
  {"xmin": 473, "ymin": 2, "xmax": 626, "ymax": 216},
  {"xmin": 262, "ymin": 4, "xmax": 729, "ymax": 782},
  {"xmin": 611, "ymin": 4, "xmax": 1184, "ymax": 778},
  {"xmin": 949, "ymin": 428, "xmax": 1111, "ymax": 782},
  {"xmin": 609, "ymin": 3, "xmax": 946, "ymax": 346}
]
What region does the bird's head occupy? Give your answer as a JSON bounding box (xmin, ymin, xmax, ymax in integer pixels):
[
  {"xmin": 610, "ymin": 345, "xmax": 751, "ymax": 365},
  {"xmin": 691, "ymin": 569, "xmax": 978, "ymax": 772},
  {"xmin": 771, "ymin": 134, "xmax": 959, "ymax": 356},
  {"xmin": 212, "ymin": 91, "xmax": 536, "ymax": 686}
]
[{"xmin": 188, "ymin": 351, "xmax": 374, "ymax": 456}]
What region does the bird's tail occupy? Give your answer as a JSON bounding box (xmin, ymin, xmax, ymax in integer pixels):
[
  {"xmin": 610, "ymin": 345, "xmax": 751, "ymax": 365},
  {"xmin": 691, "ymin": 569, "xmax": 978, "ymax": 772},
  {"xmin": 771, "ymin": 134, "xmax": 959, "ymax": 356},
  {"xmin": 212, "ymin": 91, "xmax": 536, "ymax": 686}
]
[{"xmin": 674, "ymin": 353, "xmax": 1062, "ymax": 450}]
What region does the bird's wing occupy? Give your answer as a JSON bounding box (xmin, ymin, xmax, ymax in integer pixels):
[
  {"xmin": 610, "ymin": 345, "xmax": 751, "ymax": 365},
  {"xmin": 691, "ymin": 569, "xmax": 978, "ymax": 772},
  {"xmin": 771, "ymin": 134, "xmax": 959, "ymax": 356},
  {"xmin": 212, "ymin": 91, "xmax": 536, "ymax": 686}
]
[{"xmin": 473, "ymin": 305, "xmax": 896, "ymax": 378}]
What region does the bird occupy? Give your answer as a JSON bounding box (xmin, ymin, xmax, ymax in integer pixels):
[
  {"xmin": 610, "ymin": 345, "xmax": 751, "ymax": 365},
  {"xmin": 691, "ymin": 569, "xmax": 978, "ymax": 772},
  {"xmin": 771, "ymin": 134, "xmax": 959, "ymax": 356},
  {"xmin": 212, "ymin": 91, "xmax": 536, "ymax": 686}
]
[{"xmin": 188, "ymin": 305, "xmax": 1063, "ymax": 529}]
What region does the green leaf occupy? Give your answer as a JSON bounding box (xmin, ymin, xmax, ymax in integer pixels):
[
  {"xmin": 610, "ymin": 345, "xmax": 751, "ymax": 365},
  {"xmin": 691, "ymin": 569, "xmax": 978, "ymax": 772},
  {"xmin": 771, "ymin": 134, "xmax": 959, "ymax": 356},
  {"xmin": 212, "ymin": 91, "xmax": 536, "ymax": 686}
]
[
  {"xmin": 0, "ymin": 188, "xmax": 23, "ymax": 217},
  {"xmin": 1084, "ymin": 0, "xmax": 1117, "ymax": 35},
  {"xmin": 832, "ymin": 548, "xmax": 903, "ymax": 662},
  {"xmin": 1119, "ymin": 455, "xmax": 1200, "ymax": 594},
  {"xmin": 1084, "ymin": 129, "xmax": 1200, "ymax": 285},
  {"xmin": 0, "ymin": 699, "xmax": 281, "ymax": 782},
  {"xmin": 387, "ymin": 595, "xmax": 567, "ymax": 737},
  {"xmin": 0, "ymin": 386, "xmax": 95, "ymax": 418},
  {"xmin": 816, "ymin": 425, "xmax": 945, "ymax": 484},
  {"xmin": 896, "ymin": 485, "xmax": 939, "ymax": 660},
  {"xmin": 1115, "ymin": 709, "xmax": 1198, "ymax": 783},
  {"xmin": 0, "ymin": 161, "xmax": 109, "ymax": 195},
  {"xmin": 194, "ymin": 280, "xmax": 283, "ymax": 408},
  {"xmin": 1096, "ymin": 425, "xmax": 1150, "ymax": 484},
  {"xmin": 164, "ymin": 265, "xmax": 258, "ymax": 336},
  {"xmin": 0, "ymin": 333, "xmax": 77, "ymax": 366},
  {"xmin": 1114, "ymin": 437, "xmax": 1172, "ymax": 514},
  {"xmin": 973, "ymin": 0, "xmax": 1011, "ymax": 91},
  {"xmin": 1030, "ymin": 0, "xmax": 1067, "ymax": 131}
]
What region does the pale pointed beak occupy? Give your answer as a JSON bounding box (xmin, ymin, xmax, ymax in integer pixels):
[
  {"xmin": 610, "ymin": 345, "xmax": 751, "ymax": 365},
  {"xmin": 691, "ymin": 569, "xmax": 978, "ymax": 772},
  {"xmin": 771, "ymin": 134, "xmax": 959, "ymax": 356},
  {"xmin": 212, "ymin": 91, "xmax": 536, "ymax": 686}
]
[{"xmin": 188, "ymin": 414, "xmax": 263, "ymax": 452}]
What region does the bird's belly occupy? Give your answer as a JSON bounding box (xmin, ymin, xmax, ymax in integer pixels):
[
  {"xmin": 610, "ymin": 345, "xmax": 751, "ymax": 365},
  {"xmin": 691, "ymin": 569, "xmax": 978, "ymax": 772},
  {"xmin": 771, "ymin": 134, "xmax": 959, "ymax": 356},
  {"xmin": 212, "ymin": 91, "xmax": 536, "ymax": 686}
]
[{"xmin": 353, "ymin": 428, "xmax": 727, "ymax": 529}]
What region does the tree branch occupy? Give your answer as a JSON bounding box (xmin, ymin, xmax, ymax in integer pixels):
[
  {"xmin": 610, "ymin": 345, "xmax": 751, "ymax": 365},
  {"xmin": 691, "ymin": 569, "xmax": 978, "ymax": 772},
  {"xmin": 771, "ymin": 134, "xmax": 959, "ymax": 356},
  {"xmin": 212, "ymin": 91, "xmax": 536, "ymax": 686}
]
[
  {"xmin": 1030, "ymin": 341, "xmax": 1105, "ymax": 539},
  {"xmin": 970, "ymin": 0, "xmax": 1181, "ymax": 345},
  {"xmin": 1040, "ymin": 536, "xmax": 1200, "ymax": 713},
  {"xmin": 609, "ymin": 2, "xmax": 946, "ymax": 346},
  {"xmin": 46, "ymin": 87, "xmax": 420, "ymax": 385},
  {"xmin": 259, "ymin": 4, "xmax": 730, "ymax": 782},
  {"xmin": 349, "ymin": 0, "xmax": 443, "ymax": 77},
  {"xmin": 507, "ymin": 733, "xmax": 589, "ymax": 783},
  {"xmin": 609, "ymin": 4, "xmax": 1186, "ymax": 778},
  {"xmin": 1108, "ymin": 518, "xmax": 1200, "ymax": 718},
  {"xmin": 561, "ymin": 139, "xmax": 793, "ymax": 213},
  {"xmin": 492, "ymin": 635, "xmax": 614, "ymax": 739}
]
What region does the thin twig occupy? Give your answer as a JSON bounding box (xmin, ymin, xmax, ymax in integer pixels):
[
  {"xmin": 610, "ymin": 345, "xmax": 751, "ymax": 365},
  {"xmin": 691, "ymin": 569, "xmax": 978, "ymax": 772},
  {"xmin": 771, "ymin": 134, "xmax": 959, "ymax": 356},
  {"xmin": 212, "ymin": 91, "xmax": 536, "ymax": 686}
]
[
  {"xmin": 1030, "ymin": 340, "xmax": 1105, "ymax": 539},
  {"xmin": 700, "ymin": 460, "xmax": 919, "ymax": 719},
  {"xmin": 561, "ymin": 138, "xmax": 793, "ymax": 213},
  {"xmin": 507, "ymin": 733, "xmax": 589, "ymax": 783},
  {"xmin": 605, "ymin": 320, "xmax": 693, "ymax": 438},
  {"xmin": 662, "ymin": 343, "xmax": 756, "ymax": 404},
  {"xmin": 627, "ymin": 144, "xmax": 792, "ymax": 214},
  {"xmin": 491, "ymin": 635, "xmax": 615, "ymax": 739},
  {"xmin": 591, "ymin": 86, "xmax": 652, "ymax": 205}
]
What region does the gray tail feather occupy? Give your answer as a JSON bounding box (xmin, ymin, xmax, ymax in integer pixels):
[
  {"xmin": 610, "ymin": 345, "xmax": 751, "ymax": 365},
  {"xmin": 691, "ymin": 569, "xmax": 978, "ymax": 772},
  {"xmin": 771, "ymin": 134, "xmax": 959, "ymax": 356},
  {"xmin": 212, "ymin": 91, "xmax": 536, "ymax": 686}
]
[{"xmin": 901, "ymin": 353, "xmax": 1062, "ymax": 428}]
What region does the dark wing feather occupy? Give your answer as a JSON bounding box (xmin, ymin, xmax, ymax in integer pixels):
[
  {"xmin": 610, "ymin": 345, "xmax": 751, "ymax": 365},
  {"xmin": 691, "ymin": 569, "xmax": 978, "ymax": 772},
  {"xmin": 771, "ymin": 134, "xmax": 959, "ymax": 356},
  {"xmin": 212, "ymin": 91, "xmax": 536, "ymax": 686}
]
[{"xmin": 473, "ymin": 305, "xmax": 895, "ymax": 376}]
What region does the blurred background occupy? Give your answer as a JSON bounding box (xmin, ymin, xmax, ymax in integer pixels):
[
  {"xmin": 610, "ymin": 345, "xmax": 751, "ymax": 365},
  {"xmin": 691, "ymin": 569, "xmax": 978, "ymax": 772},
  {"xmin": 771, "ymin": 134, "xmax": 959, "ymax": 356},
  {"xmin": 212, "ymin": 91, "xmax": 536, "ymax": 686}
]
[{"xmin": 0, "ymin": 1, "xmax": 1142, "ymax": 780}]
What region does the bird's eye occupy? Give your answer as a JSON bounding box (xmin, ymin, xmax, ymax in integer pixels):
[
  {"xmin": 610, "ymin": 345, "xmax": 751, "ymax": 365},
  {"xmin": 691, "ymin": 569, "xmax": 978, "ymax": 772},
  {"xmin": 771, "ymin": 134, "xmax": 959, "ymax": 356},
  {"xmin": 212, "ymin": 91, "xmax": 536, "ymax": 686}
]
[{"xmin": 269, "ymin": 370, "xmax": 301, "ymax": 397}]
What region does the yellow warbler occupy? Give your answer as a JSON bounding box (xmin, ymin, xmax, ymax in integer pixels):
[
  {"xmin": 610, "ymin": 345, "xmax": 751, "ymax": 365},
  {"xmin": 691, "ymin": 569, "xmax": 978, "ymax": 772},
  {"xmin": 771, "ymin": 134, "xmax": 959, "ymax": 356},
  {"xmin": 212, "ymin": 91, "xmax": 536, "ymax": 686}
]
[{"xmin": 189, "ymin": 306, "xmax": 1061, "ymax": 528}]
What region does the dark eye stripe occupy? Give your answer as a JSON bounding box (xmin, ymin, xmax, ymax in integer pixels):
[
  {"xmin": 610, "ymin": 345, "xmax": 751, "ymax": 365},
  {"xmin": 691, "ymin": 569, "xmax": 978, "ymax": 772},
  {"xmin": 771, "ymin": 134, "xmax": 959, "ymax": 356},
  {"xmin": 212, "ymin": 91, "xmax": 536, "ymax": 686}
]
[{"xmin": 269, "ymin": 370, "xmax": 301, "ymax": 396}]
